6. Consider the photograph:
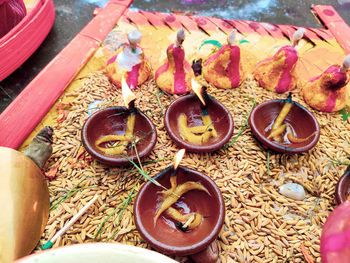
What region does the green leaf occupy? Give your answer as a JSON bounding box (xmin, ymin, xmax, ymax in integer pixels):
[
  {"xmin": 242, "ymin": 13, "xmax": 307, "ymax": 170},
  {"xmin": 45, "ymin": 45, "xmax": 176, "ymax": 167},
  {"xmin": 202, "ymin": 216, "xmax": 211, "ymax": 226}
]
[
  {"xmin": 339, "ymin": 106, "xmax": 350, "ymax": 121},
  {"xmin": 239, "ymin": 39, "xmax": 249, "ymax": 44},
  {"xmin": 199, "ymin": 40, "xmax": 222, "ymax": 50}
]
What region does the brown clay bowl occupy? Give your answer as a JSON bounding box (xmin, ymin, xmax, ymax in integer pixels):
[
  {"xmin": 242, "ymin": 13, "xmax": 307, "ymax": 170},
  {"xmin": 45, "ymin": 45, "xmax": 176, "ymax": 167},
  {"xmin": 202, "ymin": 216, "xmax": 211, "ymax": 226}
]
[
  {"xmin": 248, "ymin": 99, "xmax": 320, "ymax": 153},
  {"xmin": 164, "ymin": 94, "xmax": 234, "ymax": 152},
  {"xmin": 134, "ymin": 165, "xmax": 225, "ymax": 256},
  {"xmin": 335, "ymin": 166, "xmax": 350, "ymax": 205},
  {"xmin": 81, "ymin": 106, "xmax": 157, "ymax": 166}
]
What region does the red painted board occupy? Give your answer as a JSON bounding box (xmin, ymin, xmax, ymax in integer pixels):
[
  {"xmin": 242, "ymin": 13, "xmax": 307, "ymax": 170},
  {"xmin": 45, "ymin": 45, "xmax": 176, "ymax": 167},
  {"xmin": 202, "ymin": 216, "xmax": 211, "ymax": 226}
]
[
  {"xmin": 139, "ymin": 11, "xmax": 166, "ymax": 27},
  {"xmin": 260, "ymin": 23, "xmax": 285, "ymax": 38},
  {"xmin": 301, "ymin": 28, "xmax": 321, "ymax": 41},
  {"xmin": 308, "ymin": 28, "xmax": 333, "ymax": 40},
  {"xmin": 156, "ymin": 13, "xmax": 183, "ymax": 29},
  {"xmin": 312, "ymin": 5, "xmax": 350, "ymax": 53},
  {"xmin": 225, "ymin": 19, "xmax": 255, "ymax": 35},
  {"xmin": 276, "ymin": 24, "xmax": 296, "ymax": 39},
  {"xmin": 125, "ymin": 10, "xmax": 150, "ymax": 26},
  {"xmin": 243, "ymin": 20, "xmax": 270, "ymax": 36},
  {"xmin": 0, "ymin": 0, "xmax": 132, "ymax": 149},
  {"xmin": 206, "ymin": 16, "xmax": 234, "ymax": 34},
  {"xmin": 171, "ymin": 13, "xmax": 200, "ymax": 31},
  {"xmin": 191, "ymin": 16, "xmax": 218, "ymax": 33}
]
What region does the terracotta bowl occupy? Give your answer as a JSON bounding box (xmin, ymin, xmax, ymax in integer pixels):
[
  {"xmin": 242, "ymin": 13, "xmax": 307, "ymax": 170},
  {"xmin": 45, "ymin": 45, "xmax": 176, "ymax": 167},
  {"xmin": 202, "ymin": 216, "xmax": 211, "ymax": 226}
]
[
  {"xmin": 81, "ymin": 106, "xmax": 157, "ymax": 166},
  {"xmin": 134, "ymin": 165, "xmax": 225, "ymax": 256},
  {"xmin": 164, "ymin": 94, "xmax": 234, "ymax": 152},
  {"xmin": 248, "ymin": 99, "xmax": 320, "ymax": 153},
  {"xmin": 335, "ymin": 166, "xmax": 350, "ymax": 205}
]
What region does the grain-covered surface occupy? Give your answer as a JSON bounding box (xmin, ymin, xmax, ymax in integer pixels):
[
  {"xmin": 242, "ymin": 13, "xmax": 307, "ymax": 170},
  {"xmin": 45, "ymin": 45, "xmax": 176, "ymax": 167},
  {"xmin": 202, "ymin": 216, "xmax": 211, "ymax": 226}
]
[
  {"xmin": 22, "ymin": 24, "xmax": 350, "ymax": 263},
  {"xmin": 33, "ymin": 70, "xmax": 349, "ymax": 263}
]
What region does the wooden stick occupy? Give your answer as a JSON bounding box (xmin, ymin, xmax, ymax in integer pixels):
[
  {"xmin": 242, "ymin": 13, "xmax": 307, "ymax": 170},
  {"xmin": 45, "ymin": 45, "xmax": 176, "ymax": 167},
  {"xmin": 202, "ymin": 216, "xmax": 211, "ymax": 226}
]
[{"xmin": 42, "ymin": 195, "xmax": 98, "ymax": 249}]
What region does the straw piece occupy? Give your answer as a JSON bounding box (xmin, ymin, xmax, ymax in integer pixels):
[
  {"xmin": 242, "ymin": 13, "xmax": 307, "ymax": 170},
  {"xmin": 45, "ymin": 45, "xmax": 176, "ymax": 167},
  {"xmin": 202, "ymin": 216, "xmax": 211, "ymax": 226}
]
[{"xmin": 43, "ymin": 195, "xmax": 98, "ymax": 249}]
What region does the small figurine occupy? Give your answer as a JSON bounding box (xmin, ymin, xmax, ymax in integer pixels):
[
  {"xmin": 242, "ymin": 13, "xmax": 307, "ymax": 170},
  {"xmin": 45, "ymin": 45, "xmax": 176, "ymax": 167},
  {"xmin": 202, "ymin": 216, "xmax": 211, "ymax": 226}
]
[
  {"xmin": 155, "ymin": 28, "xmax": 194, "ymax": 94},
  {"xmin": 302, "ymin": 55, "xmax": 350, "ymax": 112},
  {"xmin": 203, "ymin": 30, "xmax": 244, "ymax": 89},
  {"xmin": 106, "ymin": 30, "xmax": 151, "ymax": 89},
  {"xmin": 253, "ymin": 28, "xmax": 306, "ymax": 93}
]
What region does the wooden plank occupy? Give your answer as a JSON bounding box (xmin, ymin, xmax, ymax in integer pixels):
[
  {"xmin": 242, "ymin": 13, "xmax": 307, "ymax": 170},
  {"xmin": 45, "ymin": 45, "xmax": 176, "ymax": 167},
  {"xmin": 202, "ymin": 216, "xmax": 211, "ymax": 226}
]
[
  {"xmin": 156, "ymin": 13, "xmax": 183, "ymax": 30},
  {"xmin": 225, "ymin": 19, "xmax": 256, "ymax": 35},
  {"xmin": 243, "ymin": 20, "xmax": 270, "ymax": 36},
  {"xmin": 308, "ymin": 28, "xmax": 333, "ymax": 40},
  {"xmin": 276, "ymin": 24, "xmax": 296, "ymax": 39},
  {"xmin": 0, "ymin": 0, "xmax": 132, "ymax": 149},
  {"xmin": 171, "ymin": 13, "xmax": 200, "ymax": 31},
  {"xmin": 260, "ymin": 23, "xmax": 285, "ymax": 38},
  {"xmin": 301, "ymin": 28, "xmax": 321, "ymax": 41},
  {"xmin": 191, "ymin": 16, "xmax": 218, "ymax": 33},
  {"xmin": 139, "ymin": 10, "xmax": 166, "ymax": 27},
  {"xmin": 312, "ymin": 5, "xmax": 350, "ymax": 53},
  {"xmin": 124, "ymin": 10, "xmax": 150, "ymax": 26},
  {"xmin": 206, "ymin": 16, "xmax": 234, "ymax": 34}
]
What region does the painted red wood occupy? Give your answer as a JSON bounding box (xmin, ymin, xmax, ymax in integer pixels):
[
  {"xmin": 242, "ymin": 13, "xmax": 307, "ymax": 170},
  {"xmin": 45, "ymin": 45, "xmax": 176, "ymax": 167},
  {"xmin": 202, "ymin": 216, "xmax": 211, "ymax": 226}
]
[
  {"xmin": 190, "ymin": 16, "xmax": 218, "ymax": 33},
  {"xmin": 156, "ymin": 13, "xmax": 183, "ymax": 29},
  {"xmin": 171, "ymin": 13, "xmax": 200, "ymax": 31},
  {"xmin": 225, "ymin": 19, "xmax": 255, "ymax": 35},
  {"xmin": 139, "ymin": 11, "xmax": 166, "ymax": 27},
  {"xmin": 308, "ymin": 28, "xmax": 333, "ymax": 40},
  {"xmin": 0, "ymin": 0, "xmax": 132, "ymax": 149},
  {"xmin": 243, "ymin": 20, "xmax": 270, "ymax": 36},
  {"xmin": 276, "ymin": 24, "xmax": 297, "ymax": 40},
  {"xmin": 0, "ymin": 0, "xmax": 55, "ymax": 81},
  {"xmin": 312, "ymin": 5, "xmax": 350, "ymax": 53},
  {"xmin": 302, "ymin": 28, "xmax": 321, "ymax": 41},
  {"xmin": 260, "ymin": 23, "xmax": 285, "ymax": 38},
  {"xmin": 206, "ymin": 16, "xmax": 234, "ymax": 34},
  {"xmin": 125, "ymin": 10, "xmax": 150, "ymax": 26}
]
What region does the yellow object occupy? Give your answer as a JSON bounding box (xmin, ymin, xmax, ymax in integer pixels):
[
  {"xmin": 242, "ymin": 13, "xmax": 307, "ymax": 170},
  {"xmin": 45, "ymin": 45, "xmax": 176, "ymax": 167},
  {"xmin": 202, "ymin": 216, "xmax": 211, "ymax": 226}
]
[
  {"xmin": 203, "ymin": 44, "xmax": 245, "ymax": 89},
  {"xmin": 95, "ymin": 114, "xmax": 136, "ymax": 155},
  {"xmin": 165, "ymin": 207, "xmax": 203, "ymax": 230},
  {"xmin": 268, "ymin": 124, "xmax": 287, "ymax": 139},
  {"xmin": 178, "ymin": 114, "xmax": 217, "ymax": 144},
  {"xmin": 286, "ymin": 126, "xmax": 316, "ymax": 143},
  {"xmin": 271, "ymin": 102, "xmax": 292, "ymax": 131},
  {"xmin": 0, "ymin": 147, "xmax": 49, "ymax": 263},
  {"xmin": 302, "ymin": 65, "xmax": 350, "ymax": 112},
  {"xmin": 253, "ymin": 46, "xmax": 298, "ymax": 93},
  {"xmin": 105, "ymin": 47, "xmax": 151, "ymax": 89},
  {"xmin": 154, "ymin": 181, "xmax": 210, "ymax": 224}
]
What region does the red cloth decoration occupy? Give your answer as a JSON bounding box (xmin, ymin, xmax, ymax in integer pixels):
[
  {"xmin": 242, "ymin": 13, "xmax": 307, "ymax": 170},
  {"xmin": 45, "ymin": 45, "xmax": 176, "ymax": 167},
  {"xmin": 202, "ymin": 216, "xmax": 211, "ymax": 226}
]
[{"xmin": 0, "ymin": 0, "xmax": 26, "ymax": 38}]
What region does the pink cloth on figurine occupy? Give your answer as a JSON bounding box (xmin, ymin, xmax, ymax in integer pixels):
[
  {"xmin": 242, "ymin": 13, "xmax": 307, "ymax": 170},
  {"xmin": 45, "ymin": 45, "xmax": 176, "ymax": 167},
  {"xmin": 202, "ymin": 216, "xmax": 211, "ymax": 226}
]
[{"xmin": 0, "ymin": 0, "xmax": 26, "ymax": 38}]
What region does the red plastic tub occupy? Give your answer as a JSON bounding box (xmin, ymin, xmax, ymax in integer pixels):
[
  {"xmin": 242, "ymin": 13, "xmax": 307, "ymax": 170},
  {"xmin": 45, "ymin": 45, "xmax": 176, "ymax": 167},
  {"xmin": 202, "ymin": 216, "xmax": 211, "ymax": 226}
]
[{"xmin": 0, "ymin": 0, "xmax": 55, "ymax": 82}]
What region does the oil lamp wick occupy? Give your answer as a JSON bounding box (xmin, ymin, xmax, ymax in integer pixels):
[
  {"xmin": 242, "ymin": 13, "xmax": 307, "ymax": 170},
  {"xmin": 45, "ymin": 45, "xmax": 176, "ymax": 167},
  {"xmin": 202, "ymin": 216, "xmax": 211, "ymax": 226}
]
[{"xmin": 128, "ymin": 99, "xmax": 136, "ymax": 112}]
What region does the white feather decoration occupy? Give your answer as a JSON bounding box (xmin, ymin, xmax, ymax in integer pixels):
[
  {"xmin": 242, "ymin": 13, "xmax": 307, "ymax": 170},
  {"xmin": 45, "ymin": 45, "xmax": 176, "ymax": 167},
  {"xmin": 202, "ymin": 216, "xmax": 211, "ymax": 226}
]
[
  {"xmin": 228, "ymin": 30, "xmax": 237, "ymax": 45},
  {"xmin": 176, "ymin": 28, "xmax": 185, "ymax": 46}
]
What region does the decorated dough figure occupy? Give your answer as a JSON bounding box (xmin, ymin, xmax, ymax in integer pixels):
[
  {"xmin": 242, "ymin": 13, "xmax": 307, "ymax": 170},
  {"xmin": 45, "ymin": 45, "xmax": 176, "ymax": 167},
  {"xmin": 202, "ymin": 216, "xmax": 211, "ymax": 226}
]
[
  {"xmin": 106, "ymin": 30, "xmax": 151, "ymax": 89},
  {"xmin": 253, "ymin": 28, "xmax": 306, "ymax": 93},
  {"xmin": 203, "ymin": 31, "xmax": 244, "ymax": 89},
  {"xmin": 155, "ymin": 28, "xmax": 194, "ymax": 94},
  {"xmin": 302, "ymin": 55, "xmax": 350, "ymax": 112}
]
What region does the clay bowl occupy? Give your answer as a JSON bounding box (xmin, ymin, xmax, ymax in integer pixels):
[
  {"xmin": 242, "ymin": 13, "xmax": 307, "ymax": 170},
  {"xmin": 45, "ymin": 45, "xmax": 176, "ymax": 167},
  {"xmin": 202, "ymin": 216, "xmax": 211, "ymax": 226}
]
[
  {"xmin": 335, "ymin": 166, "xmax": 350, "ymax": 205},
  {"xmin": 134, "ymin": 165, "xmax": 225, "ymax": 256},
  {"xmin": 164, "ymin": 94, "xmax": 234, "ymax": 152},
  {"xmin": 81, "ymin": 106, "xmax": 157, "ymax": 166},
  {"xmin": 248, "ymin": 99, "xmax": 320, "ymax": 153}
]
